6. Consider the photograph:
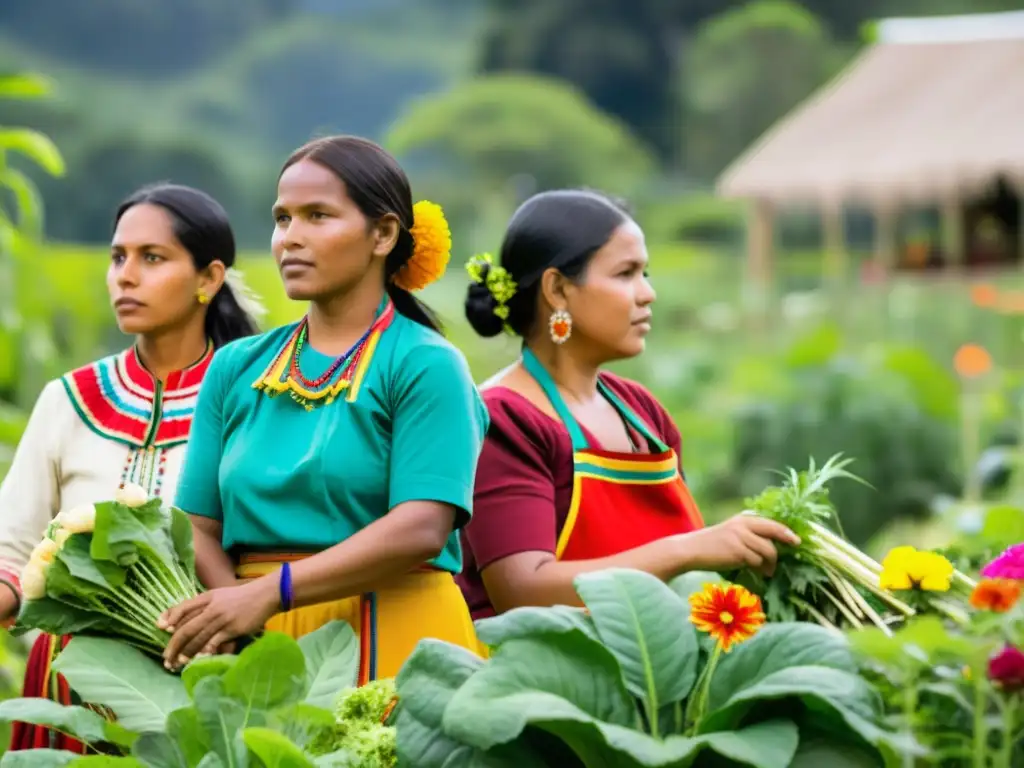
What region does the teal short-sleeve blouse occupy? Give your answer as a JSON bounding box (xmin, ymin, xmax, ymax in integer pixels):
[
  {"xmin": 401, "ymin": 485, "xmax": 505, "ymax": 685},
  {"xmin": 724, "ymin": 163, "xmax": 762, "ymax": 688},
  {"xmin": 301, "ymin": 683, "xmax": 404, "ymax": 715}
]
[{"xmin": 173, "ymin": 307, "xmax": 489, "ymax": 574}]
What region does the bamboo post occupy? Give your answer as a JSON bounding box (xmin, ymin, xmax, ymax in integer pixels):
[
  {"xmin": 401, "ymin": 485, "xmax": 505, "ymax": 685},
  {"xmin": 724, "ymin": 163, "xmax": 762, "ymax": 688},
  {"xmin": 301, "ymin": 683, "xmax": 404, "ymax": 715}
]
[
  {"xmin": 941, "ymin": 194, "xmax": 965, "ymax": 272},
  {"xmin": 874, "ymin": 202, "xmax": 898, "ymax": 338},
  {"xmin": 745, "ymin": 198, "xmax": 774, "ymax": 333},
  {"xmin": 822, "ymin": 198, "xmax": 846, "ymax": 320}
]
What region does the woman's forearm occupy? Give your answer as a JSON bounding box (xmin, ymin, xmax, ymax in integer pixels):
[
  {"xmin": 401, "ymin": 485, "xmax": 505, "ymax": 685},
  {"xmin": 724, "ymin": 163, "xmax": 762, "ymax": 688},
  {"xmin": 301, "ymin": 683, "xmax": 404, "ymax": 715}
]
[
  {"xmin": 272, "ymin": 502, "xmax": 454, "ymax": 609},
  {"xmin": 485, "ymin": 535, "xmax": 691, "ymax": 613},
  {"xmin": 190, "ymin": 519, "xmax": 237, "ymax": 590}
]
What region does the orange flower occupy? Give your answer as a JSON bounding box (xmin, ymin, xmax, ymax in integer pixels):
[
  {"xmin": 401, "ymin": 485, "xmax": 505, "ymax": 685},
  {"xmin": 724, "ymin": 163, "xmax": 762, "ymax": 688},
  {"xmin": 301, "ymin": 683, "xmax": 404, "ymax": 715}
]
[
  {"xmin": 689, "ymin": 583, "xmax": 766, "ymax": 652},
  {"xmin": 970, "ymin": 283, "xmax": 998, "ymax": 308},
  {"xmin": 970, "ymin": 579, "xmax": 1022, "ymax": 613},
  {"xmin": 953, "ymin": 344, "xmax": 992, "ymax": 378}
]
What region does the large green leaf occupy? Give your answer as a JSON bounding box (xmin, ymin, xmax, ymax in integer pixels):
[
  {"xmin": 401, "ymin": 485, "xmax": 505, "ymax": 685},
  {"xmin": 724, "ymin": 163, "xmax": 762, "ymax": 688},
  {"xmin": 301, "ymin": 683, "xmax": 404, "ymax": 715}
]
[
  {"xmin": 443, "ymin": 632, "xmax": 636, "ymax": 750},
  {"xmin": 787, "ymin": 737, "xmax": 883, "ymax": 767},
  {"xmin": 666, "ymin": 571, "xmax": 723, "ymax": 606},
  {"xmin": 182, "ymin": 655, "xmax": 237, "ymax": 698},
  {"xmin": 166, "ymin": 707, "xmax": 210, "ymax": 766},
  {"xmin": 193, "ymin": 678, "xmax": 260, "ymax": 767},
  {"xmin": 90, "ymin": 502, "xmax": 177, "ymax": 570},
  {"xmin": 701, "ymin": 664, "xmax": 915, "ymax": 758},
  {"xmin": 266, "ymin": 704, "xmax": 335, "ymax": 751},
  {"xmin": 574, "ymin": 569, "xmax": 700, "ymax": 713},
  {"xmin": 474, "ymin": 605, "xmax": 598, "ymax": 648},
  {"xmin": 131, "ymin": 732, "xmax": 189, "ymax": 768},
  {"xmin": 0, "ymin": 129, "xmax": 65, "ymax": 176},
  {"xmin": 57, "ymin": 535, "xmax": 127, "ymax": 592},
  {"xmin": 167, "ymin": 508, "xmax": 198, "ymax": 583},
  {"xmin": 395, "ymin": 640, "xmax": 541, "ymax": 768},
  {"xmin": 222, "ymin": 632, "xmax": 305, "ymax": 710},
  {"xmin": 295, "ymin": 621, "xmax": 359, "ymax": 708},
  {"xmin": 241, "ymin": 728, "xmax": 315, "ymax": 768},
  {"xmin": 13, "ymin": 595, "xmax": 113, "ymax": 638},
  {"xmin": 703, "ymin": 665, "xmax": 878, "ymax": 730},
  {"xmin": 0, "ymin": 750, "xmax": 78, "ymax": 767},
  {"xmin": 708, "ymin": 623, "xmax": 857, "ymax": 711},
  {"xmin": 0, "ymin": 698, "xmax": 135, "ymax": 748},
  {"xmin": 53, "ymin": 637, "xmax": 189, "ymax": 732}
]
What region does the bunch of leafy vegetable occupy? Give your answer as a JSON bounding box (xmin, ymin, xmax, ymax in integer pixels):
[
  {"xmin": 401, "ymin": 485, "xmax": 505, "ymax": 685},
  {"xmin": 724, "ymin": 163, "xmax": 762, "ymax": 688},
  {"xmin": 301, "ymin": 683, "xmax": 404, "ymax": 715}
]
[
  {"xmin": 13, "ymin": 483, "xmax": 200, "ymax": 657},
  {"xmin": 0, "ymin": 621, "xmax": 370, "ymax": 767},
  {"xmin": 734, "ymin": 454, "xmax": 976, "ymax": 635},
  {"xmin": 307, "ymin": 678, "xmax": 397, "ymax": 766},
  {"xmin": 395, "ymin": 567, "xmax": 916, "ymax": 768}
]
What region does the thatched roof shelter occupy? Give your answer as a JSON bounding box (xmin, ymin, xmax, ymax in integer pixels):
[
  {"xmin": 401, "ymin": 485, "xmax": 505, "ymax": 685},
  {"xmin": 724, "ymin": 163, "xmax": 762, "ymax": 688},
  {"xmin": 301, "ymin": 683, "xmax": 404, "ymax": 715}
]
[{"xmin": 717, "ymin": 11, "xmax": 1024, "ymax": 288}]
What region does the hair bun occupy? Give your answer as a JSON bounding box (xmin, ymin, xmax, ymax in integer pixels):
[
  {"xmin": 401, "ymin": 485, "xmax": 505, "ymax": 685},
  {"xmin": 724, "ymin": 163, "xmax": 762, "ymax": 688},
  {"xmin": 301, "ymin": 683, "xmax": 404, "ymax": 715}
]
[{"xmin": 464, "ymin": 263, "xmax": 505, "ymax": 338}]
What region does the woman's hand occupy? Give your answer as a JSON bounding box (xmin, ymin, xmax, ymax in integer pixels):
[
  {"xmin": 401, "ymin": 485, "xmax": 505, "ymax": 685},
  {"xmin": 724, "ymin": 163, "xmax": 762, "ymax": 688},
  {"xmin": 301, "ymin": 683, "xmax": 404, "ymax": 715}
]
[
  {"xmin": 158, "ymin": 577, "xmax": 279, "ymax": 670},
  {"xmin": 676, "ymin": 513, "xmax": 800, "ymax": 577}
]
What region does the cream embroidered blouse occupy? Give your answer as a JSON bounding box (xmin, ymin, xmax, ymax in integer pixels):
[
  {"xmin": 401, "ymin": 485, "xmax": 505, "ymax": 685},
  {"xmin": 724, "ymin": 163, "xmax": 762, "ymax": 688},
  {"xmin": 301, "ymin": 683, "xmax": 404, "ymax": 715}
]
[{"xmin": 0, "ymin": 344, "xmax": 213, "ymax": 596}]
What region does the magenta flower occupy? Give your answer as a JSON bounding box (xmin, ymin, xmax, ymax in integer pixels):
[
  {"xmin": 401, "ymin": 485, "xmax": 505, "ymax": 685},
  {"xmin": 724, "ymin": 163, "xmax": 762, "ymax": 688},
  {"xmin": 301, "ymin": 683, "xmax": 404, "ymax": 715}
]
[
  {"xmin": 981, "ymin": 543, "xmax": 1024, "ymax": 581},
  {"xmin": 988, "ymin": 645, "xmax": 1024, "ymax": 692}
]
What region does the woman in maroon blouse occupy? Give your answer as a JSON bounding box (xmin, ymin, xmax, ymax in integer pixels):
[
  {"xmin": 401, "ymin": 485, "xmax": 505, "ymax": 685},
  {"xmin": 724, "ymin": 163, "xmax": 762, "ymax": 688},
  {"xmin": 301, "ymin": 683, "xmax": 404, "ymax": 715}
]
[{"xmin": 457, "ymin": 190, "xmax": 799, "ymax": 620}]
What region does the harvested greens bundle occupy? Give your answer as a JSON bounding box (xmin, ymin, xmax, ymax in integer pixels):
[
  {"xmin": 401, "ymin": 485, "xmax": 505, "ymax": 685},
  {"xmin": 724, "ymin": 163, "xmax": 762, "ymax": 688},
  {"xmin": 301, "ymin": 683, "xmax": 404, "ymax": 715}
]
[
  {"xmin": 13, "ymin": 483, "xmax": 200, "ymax": 656},
  {"xmin": 733, "ymin": 454, "xmax": 976, "ymax": 635}
]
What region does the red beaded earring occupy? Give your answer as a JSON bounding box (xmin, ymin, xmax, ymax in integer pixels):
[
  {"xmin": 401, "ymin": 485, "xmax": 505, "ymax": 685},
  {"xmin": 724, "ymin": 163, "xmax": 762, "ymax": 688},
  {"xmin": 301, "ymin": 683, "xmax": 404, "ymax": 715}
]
[{"xmin": 549, "ymin": 309, "xmax": 572, "ymax": 345}]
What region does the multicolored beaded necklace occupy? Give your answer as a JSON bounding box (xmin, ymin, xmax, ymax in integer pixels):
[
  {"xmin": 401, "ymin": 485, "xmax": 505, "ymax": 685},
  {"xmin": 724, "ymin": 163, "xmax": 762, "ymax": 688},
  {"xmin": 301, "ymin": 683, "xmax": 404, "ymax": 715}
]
[{"xmin": 252, "ymin": 299, "xmax": 396, "ymax": 410}]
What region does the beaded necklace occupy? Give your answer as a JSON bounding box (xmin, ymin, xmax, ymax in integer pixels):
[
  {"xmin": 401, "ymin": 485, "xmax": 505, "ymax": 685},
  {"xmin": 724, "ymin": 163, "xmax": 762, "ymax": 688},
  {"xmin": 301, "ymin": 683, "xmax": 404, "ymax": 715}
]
[{"xmin": 253, "ymin": 299, "xmax": 395, "ymax": 410}]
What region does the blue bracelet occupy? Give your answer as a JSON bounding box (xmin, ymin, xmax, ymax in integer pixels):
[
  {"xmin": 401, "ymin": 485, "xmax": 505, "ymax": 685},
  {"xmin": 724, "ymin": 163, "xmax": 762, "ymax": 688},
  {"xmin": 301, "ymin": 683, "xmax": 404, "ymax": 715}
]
[{"xmin": 279, "ymin": 562, "xmax": 294, "ymax": 611}]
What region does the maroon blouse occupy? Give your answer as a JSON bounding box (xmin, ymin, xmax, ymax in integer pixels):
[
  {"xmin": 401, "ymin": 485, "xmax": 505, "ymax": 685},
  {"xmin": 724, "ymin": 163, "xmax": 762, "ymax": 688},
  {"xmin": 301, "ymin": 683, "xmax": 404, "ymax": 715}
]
[{"xmin": 456, "ymin": 371, "xmax": 683, "ymax": 619}]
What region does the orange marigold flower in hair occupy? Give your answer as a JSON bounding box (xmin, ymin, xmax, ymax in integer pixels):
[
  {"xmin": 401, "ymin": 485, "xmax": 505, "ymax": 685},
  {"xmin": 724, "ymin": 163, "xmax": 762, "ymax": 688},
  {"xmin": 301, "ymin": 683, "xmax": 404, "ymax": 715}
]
[
  {"xmin": 392, "ymin": 200, "xmax": 452, "ymax": 292},
  {"xmin": 970, "ymin": 579, "xmax": 1021, "ymax": 613},
  {"xmin": 689, "ymin": 583, "xmax": 766, "ymax": 652}
]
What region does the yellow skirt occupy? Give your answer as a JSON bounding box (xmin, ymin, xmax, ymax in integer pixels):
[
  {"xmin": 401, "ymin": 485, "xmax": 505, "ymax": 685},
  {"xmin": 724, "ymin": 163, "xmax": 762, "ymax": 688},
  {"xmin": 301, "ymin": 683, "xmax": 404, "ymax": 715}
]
[{"xmin": 236, "ymin": 553, "xmax": 481, "ymax": 684}]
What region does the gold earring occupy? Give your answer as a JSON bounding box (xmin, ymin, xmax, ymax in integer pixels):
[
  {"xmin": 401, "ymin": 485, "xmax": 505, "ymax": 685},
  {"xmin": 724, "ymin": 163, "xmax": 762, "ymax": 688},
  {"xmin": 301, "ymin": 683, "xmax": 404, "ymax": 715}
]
[{"xmin": 197, "ymin": 291, "xmax": 210, "ymax": 305}]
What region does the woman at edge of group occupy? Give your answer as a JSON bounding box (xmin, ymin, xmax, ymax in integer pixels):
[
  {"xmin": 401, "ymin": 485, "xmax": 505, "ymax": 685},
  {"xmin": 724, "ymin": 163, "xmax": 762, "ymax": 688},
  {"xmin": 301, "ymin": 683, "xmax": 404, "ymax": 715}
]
[
  {"xmin": 158, "ymin": 135, "xmax": 488, "ymax": 680},
  {"xmin": 456, "ymin": 189, "xmax": 800, "ymax": 621},
  {"xmin": 0, "ymin": 183, "xmax": 262, "ymax": 752}
]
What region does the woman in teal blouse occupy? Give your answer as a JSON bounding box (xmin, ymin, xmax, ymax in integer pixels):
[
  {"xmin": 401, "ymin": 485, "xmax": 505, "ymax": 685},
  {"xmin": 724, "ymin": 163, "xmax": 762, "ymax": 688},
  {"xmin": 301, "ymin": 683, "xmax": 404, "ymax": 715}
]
[{"xmin": 159, "ymin": 135, "xmax": 488, "ymax": 682}]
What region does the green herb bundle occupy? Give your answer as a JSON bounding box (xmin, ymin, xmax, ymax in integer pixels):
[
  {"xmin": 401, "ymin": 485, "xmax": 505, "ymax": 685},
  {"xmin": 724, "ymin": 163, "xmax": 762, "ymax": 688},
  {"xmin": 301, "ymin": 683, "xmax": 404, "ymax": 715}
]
[{"xmin": 732, "ymin": 454, "xmax": 975, "ymax": 635}]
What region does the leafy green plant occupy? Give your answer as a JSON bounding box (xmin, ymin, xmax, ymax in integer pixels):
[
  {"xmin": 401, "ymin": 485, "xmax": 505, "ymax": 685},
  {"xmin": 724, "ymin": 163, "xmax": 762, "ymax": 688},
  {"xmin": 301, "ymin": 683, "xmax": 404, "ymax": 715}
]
[
  {"xmin": 720, "ymin": 342, "xmax": 962, "ymax": 547},
  {"xmin": 850, "ymin": 597, "xmax": 1024, "ymax": 767},
  {"xmin": 12, "ymin": 486, "xmax": 201, "ymax": 658},
  {"xmin": 0, "ymin": 621, "xmax": 391, "ymax": 766},
  {"xmin": 736, "ymin": 454, "xmax": 975, "ymax": 634},
  {"xmin": 0, "ymin": 72, "xmax": 66, "ymax": 407},
  {"xmin": 396, "ymin": 568, "xmax": 911, "ymax": 767}
]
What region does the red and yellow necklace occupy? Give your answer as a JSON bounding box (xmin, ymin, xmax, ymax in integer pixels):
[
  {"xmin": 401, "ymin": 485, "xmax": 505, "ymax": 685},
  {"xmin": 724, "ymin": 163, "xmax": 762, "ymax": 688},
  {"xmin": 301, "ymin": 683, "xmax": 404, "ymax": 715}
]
[{"xmin": 252, "ymin": 300, "xmax": 395, "ymax": 410}]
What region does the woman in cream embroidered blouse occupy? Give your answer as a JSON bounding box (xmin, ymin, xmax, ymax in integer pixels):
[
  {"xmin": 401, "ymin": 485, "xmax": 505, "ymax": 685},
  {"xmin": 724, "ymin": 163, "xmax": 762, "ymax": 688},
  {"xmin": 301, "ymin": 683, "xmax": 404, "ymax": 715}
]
[{"xmin": 0, "ymin": 183, "xmax": 260, "ymax": 752}]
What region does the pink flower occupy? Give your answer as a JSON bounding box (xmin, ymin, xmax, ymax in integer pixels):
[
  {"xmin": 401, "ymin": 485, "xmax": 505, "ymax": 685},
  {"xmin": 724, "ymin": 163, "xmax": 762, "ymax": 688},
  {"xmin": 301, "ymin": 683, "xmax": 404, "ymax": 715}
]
[
  {"xmin": 988, "ymin": 645, "xmax": 1024, "ymax": 692},
  {"xmin": 981, "ymin": 544, "xmax": 1024, "ymax": 581}
]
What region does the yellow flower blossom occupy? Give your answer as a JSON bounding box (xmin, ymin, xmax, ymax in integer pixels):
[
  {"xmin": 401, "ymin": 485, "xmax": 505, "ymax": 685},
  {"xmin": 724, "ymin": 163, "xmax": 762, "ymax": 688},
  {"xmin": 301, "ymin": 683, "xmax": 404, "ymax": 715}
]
[{"xmin": 879, "ymin": 546, "xmax": 953, "ymax": 592}]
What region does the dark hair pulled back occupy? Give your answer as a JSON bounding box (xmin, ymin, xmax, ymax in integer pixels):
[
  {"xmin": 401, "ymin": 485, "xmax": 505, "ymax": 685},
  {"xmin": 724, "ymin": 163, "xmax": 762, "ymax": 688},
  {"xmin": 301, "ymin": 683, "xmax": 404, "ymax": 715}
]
[
  {"xmin": 465, "ymin": 189, "xmax": 630, "ymax": 339},
  {"xmin": 282, "ymin": 135, "xmax": 442, "ymax": 333},
  {"xmin": 114, "ymin": 183, "xmax": 260, "ymax": 348}
]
